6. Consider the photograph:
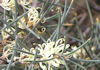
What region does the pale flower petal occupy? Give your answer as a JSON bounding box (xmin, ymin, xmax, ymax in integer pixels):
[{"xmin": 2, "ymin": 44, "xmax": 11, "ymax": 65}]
[{"xmin": 39, "ymin": 62, "xmax": 47, "ymax": 70}]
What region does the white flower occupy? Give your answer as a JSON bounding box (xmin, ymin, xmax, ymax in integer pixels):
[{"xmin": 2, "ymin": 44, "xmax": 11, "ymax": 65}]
[
  {"xmin": 1, "ymin": 27, "xmax": 15, "ymax": 40},
  {"xmin": 1, "ymin": 30, "xmax": 9, "ymax": 40},
  {"xmin": 27, "ymin": 7, "xmax": 40, "ymax": 26},
  {"xmin": 17, "ymin": 0, "xmax": 32, "ymax": 6},
  {"xmin": 3, "ymin": 43, "xmax": 14, "ymax": 62},
  {"xmin": 17, "ymin": 17, "xmax": 26, "ymax": 29},
  {"xmin": 71, "ymin": 46, "xmax": 80, "ymax": 58},
  {"xmin": 37, "ymin": 38, "xmax": 71, "ymax": 70},
  {"xmin": 14, "ymin": 48, "xmax": 35, "ymax": 64},
  {"xmin": 0, "ymin": 0, "xmax": 15, "ymax": 11},
  {"xmin": 71, "ymin": 46, "xmax": 85, "ymax": 58},
  {"xmin": 17, "ymin": 7, "xmax": 45, "ymax": 29}
]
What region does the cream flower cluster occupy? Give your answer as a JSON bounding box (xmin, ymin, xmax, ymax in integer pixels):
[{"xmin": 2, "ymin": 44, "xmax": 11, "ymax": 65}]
[
  {"xmin": 0, "ymin": 0, "xmax": 15, "ymax": 11},
  {"xmin": 14, "ymin": 48, "xmax": 35, "ymax": 64},
  {"xmin": 37, "ymin": 38, "xmax": 71, "ymax": 70},
  {"xmin": 71, "ymin": 46, "xmax": 86, "ymax": 58},
  {"xmin": 17, "ymin": 7, "xmax": 43, "ymax": 29},
  {"xmin": 2, "ymin": 7, "xmax": 45, "ymax": 39},
  {"xmin": 3, "ymin": 42, "xmax": 15, "ymax": 62},
  {"xmin": 1, "ymin": 27, "xmax": 15, "ymax": 40},
  {"xmin": 1, "ymin": 0, "xmax": 45, "ymax": 39},
  {"xmin": 0, "ymin": 0, "xmax": 32, "ymax": 12},
  {"xmin": 3, "ymin": 38, "xmax": 72, "ymax": 70}
]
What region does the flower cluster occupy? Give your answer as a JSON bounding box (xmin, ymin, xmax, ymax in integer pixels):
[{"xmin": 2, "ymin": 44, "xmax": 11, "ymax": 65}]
[
  {"xmin": 1, "ymin": 27, "xmax": 15, "ymax": 40},
  {"xmin": 2, "ymin": 6, "xmax": 45, "ymax": 39},
  {"xmin": 17, "ymin": 7, "xmax": 44, "ymax": 29},
  {"xmin": 3, "ymin": 41, "xmax": 15, "ymax": 62},
  {"xmin": 3, "ymin": 38, "xmax": 72, "ymax": 70},
  {"xmin": 0, "ymin": 0, "xmax": 15, "ymax": 11},
  {"xmin": 0, "ymin": 0, "xmax": 32, "ymax": 12},
  {"xmin": 71, "ymin": 46, "xmax": 86, "ymax": 58},
  {"xmin": 37, "ymin": 38, "xmax": 71, "ymax": 70},
  {"xmin": 14, "ymin": 48, "xmax": 35, "ymax": 64}
]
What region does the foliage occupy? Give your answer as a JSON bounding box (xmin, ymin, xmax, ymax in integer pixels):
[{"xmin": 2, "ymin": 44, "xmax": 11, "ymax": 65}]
[{"xmin": 0, "ymin": 0, "xmax": 100, "ymax": 70}]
